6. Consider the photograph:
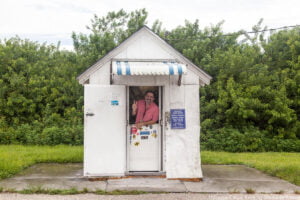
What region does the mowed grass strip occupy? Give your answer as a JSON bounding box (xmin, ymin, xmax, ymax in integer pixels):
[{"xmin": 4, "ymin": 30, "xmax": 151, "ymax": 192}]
[
  {"xmin": 201, "ymin": 151, "xmax": 300, "ymax": 186},
  {"xmin": 0, "ymin": 145, "xmax": 82, "ymax": 179},
  {"xmin": 0, "ymin": 145, "xmax": 299, "ymax": 187}
]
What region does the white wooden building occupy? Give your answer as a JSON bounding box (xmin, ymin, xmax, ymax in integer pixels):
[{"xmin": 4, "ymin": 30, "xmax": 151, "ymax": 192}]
[{"xmin": 77, "ymin": 26, "xmax": 211, "ymax": 180}]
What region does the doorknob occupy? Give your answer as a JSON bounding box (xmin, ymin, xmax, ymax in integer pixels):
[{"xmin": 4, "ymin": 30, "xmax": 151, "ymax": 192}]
[{"xmin": 86, "ymin": 112, "xmax": 95, "ymax": 116}]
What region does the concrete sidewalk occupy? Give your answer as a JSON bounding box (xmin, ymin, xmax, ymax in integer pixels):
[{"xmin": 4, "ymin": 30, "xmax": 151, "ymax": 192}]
[{"xmin": 0, "ymin": 164, "xmax": 299, "ymax": 194}]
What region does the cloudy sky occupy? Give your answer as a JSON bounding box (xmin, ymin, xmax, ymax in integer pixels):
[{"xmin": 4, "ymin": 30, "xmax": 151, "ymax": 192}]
[{"xmin": 0, "ymin": 0, "xmax": 299, "ymax": 50}]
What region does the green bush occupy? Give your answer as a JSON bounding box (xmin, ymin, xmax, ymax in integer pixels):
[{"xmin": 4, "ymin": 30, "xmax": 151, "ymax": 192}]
[
  {"xmin": 39, "ymin": 126, "xmax": 83, "ymax": 145},
  {"xmin": 24, "ymin": 122, "xmax": 44, "ymax": 145},
  {"xmin": 0, "ymin": 122, "xmax": 83, "ymax": 145},
  {"xmin": 40, "ymin": 127, "xmax": 64, "ymax": 145},
  {"xmin": 0, "ymin": 129, "xmax": 14, "ymax": 144},
  {"xmin": 201, "ymin": 127, "xmax": 300, "ymax": 152},
  {"xmin": 1, "ymin": 14, "xmax": 300, "ymax": 148},
  {"xmin": 63, "ymin": 125, "xmax": 83, "ymax": 145}
]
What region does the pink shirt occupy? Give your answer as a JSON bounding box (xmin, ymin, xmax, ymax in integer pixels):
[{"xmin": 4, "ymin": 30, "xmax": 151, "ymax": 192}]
[{"xmin": 135, "ymin": 100, "xmax": 159, "ymax": 124}]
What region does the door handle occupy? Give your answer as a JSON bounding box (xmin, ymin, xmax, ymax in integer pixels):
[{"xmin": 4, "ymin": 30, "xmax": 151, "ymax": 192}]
[
  {"xmin": 165, "ymin": 111, "xmax": 170, "ymax": 127},
  {"xmin": 86, "ymin": 112, "xmax": 94, "ymax": 116},
  {"xmin": 160, "ymin": 119, "xmax": 163, "ymax": 126}
]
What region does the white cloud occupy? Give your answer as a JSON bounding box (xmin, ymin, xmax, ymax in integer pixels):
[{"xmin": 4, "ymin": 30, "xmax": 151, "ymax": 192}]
[{"xmin": 1, "ymin": 0, "xmax": 299, "ymax": 50}]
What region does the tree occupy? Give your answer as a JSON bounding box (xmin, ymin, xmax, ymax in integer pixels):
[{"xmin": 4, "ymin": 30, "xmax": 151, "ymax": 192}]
[
  {"xmin": 0, "ymin": 10, "xmax": 299, "ymax": 150},
  {"xmin": 72, "ymin": 9, "xmax": 148, "ymax": 71},
  {"xmin": 0, "ymin": 37, "xmax": 83, "ymax": 145}
]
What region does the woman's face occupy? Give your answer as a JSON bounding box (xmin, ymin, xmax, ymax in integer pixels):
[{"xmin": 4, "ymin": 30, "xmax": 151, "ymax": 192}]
[{"xmin": 144, "ymin": 92, "xmax": 155, "ymax": 105}]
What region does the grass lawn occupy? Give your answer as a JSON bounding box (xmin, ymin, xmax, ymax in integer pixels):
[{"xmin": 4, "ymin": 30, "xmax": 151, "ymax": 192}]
[
  {"xmin": 0, "ymin": 145, "xmax": 82, "ymax": 179},
  {"xmin": 201, "ymin": 151, "xmax": 300, "ymax": 186},
  {"xmin": 0, "ymin": 145, "xmax": 299, "ymax": 186}
]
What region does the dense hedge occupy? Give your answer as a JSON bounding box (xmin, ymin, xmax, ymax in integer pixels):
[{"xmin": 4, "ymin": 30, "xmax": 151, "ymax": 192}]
[
  {"xmin": 0, "ymin": 38, "xmax": 83, "ymax": 145},
  {"xmin": 201, "ymin": 127, "xmax": 300, "ymax": 152},
  {"xmin": 0, "ymin": 10, "xmax": 299, "ymax": 151}
]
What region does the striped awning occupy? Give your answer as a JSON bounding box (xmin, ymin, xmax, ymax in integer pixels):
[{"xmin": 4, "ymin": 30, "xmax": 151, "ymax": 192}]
[{"xmin": 112, "ymin": 61, "xmax": 187, "ymax": 75}]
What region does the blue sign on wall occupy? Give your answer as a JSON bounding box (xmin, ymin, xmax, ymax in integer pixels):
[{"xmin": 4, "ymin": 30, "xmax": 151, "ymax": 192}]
[
  {"xmin": 170, "ymin": 109, "xmax": 186, "ymax": 129},
  {"xmin": 111, "ymin": 100, "xmax": 119, "ymax": 106}
]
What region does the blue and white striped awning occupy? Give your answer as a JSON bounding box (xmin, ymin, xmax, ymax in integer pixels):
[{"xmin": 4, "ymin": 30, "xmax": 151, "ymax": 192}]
[{"xmin": 112, "ymin": 61, "xmax": 187, "ymax": 75}]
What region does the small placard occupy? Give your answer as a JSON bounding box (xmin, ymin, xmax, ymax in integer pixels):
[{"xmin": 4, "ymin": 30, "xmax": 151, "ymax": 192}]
[
  {"xmin": 111, "ymin": 100, "xmax": 119, "ymax": 106},
  {"xmin": 141, "ymin": 136, "xmax": 148, "ymax": 140},
  {"xmin": 170, "ymin": 109, "xmax": 186, "ymax": 129},
  {"xmin": 140, "ymin": 131, "xmax": 150, "ymax": 135}
]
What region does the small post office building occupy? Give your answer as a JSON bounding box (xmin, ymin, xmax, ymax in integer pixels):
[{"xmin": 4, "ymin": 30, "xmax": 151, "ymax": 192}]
[{"xmin": 77, "ymin": 26, "xmax": 211, "ymax": 180}]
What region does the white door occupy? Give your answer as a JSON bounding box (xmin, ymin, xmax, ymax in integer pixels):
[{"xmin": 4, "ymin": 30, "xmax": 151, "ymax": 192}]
[
  {"xmin": 84, "ymin": 85, "xmax": 126, "ymax": 176},
  {"xmin": 128, "ymin": 88, "xmax": 161, "ymax": 172},
  {"xmin": 129, "ymin": 124, "xmax": 161, "ymax": 171}
]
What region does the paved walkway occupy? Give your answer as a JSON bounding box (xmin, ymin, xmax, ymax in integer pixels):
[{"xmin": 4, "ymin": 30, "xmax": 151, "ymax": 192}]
[
  {"xmin": 0, "ymin": 164, "xmax": 299, "ymax": 194},
  {"xmin": 1, "ymin": 193, "xmax": 300, "ymax": 200}
]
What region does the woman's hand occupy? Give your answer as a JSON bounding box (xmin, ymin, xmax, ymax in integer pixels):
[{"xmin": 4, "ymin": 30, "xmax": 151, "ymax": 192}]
[
  {"xmin": 135, "ymin": 122, "xmax": 144, "ymax": 129},
  {"xmin": 132, "ymin": 100, "xmax": 137, "ymax": 114}
]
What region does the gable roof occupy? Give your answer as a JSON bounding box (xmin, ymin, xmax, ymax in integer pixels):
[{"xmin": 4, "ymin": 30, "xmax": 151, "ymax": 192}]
[{"xmin": 77, "ymin": 25, "xmax": 212, "ymax": 85}]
